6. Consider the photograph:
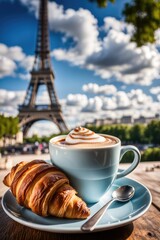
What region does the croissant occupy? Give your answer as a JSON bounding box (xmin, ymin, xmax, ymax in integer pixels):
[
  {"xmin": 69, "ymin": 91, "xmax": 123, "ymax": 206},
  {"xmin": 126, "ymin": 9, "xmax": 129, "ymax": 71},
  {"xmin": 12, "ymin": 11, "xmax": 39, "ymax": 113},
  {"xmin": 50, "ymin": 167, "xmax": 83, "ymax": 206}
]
[{"xmin": 3, "ymin": 160, "xmax": 90, "ymax": 219}]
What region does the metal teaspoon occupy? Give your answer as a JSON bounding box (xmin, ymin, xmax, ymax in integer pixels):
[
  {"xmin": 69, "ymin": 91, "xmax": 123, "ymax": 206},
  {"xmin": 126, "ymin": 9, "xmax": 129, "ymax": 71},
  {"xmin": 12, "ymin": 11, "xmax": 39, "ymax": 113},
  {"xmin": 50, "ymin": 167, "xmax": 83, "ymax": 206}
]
[{"xmin": 81, "ymin": 185, "xmax": 135, "ymax": 232}]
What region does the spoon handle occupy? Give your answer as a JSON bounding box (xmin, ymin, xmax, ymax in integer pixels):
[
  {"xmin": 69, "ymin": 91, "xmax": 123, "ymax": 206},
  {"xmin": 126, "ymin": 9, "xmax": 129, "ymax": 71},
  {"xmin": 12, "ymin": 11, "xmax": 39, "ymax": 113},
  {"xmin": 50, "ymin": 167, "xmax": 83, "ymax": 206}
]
[{"xmin": 81, "ymin": 198, "xmax": 115, "ymax": 232}]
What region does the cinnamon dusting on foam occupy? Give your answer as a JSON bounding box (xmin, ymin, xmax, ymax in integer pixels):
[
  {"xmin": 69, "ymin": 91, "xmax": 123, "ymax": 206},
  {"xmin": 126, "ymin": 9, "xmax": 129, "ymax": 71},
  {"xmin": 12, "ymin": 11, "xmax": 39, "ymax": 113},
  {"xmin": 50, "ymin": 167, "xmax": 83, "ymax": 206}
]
[
  {"xmin": 53, "ymin": 127, "xmax": 118, "ymax": 147},
  {"xmin": 65, "ymin": 127, "xmax": 107, "ymax": 145}
]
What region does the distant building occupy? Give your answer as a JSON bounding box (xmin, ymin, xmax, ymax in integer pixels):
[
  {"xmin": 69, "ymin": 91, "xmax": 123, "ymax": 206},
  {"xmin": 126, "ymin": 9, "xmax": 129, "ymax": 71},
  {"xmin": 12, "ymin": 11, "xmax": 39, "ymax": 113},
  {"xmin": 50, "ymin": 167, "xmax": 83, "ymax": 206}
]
[
  {"xmin": 134, "ymin": 115, "xmax": 158, "ymax": 124},
  {"xmin": 86, "ymin": 118, "xmax": 114, "ymax": 127},
  {"xmin": 134, "ymin": 116, "xmax": 146, "ymax": 124},
  {"xmin": 120, "ymin": 116, "xmax": 134, "ymax": 124},
  {"xmin": 85, "ymin": 113, "xmax": 159, "ymax": 127},
  {"xmin": 155, "ymin": 113, "xmax": 160, "ymax": 119}
]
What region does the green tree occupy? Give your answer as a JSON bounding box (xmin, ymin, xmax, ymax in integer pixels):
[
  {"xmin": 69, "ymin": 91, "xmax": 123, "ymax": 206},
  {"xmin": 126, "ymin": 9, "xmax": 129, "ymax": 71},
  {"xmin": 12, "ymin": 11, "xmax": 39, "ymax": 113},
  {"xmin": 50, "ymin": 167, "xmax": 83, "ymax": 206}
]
[
  {"xmin": 29, "ymin": 134, "xmax": 40, "ymax": 143},
  {"xmin": 7, "ymin": 117, "xmax": 18, "ymax": 137},
  {"xmin": 0, "ymin": 115, "xmax": 19, "ymax": 145},
  {"xmin": 86, "ymin": 124, "xmax": 130, "ymax": 143},
  {"xmin": 129, "ymin": 124, "xmax": 146, "ymax": 143},
  {"xmin": 86, "ymin": 121, "xmax": 160, "ymax": 144},
  {"xmin": 41, "ymin": 136, "xmax": 50, "ymax": 143},
  {"xmin": 0, "ymin": 116, "xmax": 5, "ymax": 139},
  {"xmin": 92, "ymin": 0, "xmax": 160, "ymax": 46},
  {"xmin": 107, "ymin": 125, "xmax": 130, "ymax": 143},
  {"xmin": 90, "ymin": 0, "xmax": 115, "ymax": 8},
  {"xmin": 0, "ymin": 124, "xmax": 5, "ymax": 139},
  {"xmin": 141, "ymin": 148, "xmax": 160, "ymax": 161},
  {"xmin": 145, "ymin": 120, "xmax": 160, "ymax": 144},
  {"xmin": 0, "ymin": 115, "xmax": 6, "ymax": 146},
  {"xmin": 123, "ymin": 0, "xmax": 160, "ymax": 46}
]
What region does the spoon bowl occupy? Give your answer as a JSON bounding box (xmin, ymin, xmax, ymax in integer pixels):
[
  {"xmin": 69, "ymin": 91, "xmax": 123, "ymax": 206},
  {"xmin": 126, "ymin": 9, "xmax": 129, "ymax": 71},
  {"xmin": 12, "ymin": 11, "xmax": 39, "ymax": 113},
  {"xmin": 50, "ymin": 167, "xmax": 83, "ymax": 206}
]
[
  {"xmin": 81, "ymin": 185, "xmax": 135, "ymax": 232},
  {"xmin": 112, "ymin": 185, "xmax": 135, "ymax": 202}
]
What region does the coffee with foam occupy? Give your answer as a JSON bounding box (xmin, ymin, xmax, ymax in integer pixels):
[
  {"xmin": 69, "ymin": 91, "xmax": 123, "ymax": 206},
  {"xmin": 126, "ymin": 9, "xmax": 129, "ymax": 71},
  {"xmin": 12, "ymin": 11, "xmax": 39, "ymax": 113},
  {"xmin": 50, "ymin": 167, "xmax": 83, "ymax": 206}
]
[
  {"xmin": 54, "ymin": 127, "xmax": 118, "ymax": 148},
  {"xmin": 49, "ymin": 126, "xmax": 140, "ymax": 202}
]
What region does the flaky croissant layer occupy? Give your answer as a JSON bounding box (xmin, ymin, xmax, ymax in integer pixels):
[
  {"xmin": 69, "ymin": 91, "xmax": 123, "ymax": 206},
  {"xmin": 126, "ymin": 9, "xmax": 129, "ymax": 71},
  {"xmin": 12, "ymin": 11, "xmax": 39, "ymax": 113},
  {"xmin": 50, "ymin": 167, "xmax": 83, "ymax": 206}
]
[{"xmin": 3, "ymin": 160, "xmax": 90, "ymax": 219}]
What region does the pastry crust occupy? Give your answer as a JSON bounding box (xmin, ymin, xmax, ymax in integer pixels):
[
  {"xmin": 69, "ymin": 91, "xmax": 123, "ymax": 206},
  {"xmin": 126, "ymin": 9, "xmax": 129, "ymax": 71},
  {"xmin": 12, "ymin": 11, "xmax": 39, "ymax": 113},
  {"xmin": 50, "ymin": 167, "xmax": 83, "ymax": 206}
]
[{"xmin": 3, "ymin": 160, "xmax": 90, "ymax": 219}]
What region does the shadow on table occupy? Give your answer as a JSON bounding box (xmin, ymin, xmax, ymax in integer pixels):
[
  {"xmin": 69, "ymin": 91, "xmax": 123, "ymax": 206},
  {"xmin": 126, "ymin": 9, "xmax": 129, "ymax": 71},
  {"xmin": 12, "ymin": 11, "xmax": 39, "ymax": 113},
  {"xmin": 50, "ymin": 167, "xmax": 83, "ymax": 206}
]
[
  {"xmin": 45, "ymin": 223, "xmax": 134, "ymax": 240},
  {"xmin": 0, "ymin": 202, "xmax": 134, "ymax": 240}
]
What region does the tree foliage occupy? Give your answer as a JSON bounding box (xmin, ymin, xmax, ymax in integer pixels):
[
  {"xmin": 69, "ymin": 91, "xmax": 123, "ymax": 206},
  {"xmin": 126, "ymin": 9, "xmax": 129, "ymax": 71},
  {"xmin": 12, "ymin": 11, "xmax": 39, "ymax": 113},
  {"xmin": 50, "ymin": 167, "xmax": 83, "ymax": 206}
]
[
  {"xmin": 141, "ymin": 147, "xmax": 160, "ymax": 161},
  {"xmin": 10, "ymin": 120, "xmax": 160, "ymax": 145},
  {"xmin": 88, "ymin": 120, "xmax": 160, "ymax": 162},
  {"xmin": 145, "ymin": 120, "xmax": 160, "ymax": 144},
  {"xmin": 87, "ymin": 120, "xmax": 160, "ymax": 145},
  {"xmin": 92, "ymin": 0, "xmax": 160, "ymax": 46},
  {"xmin": 129, "ymin": 124, "xmax": 146, "ymax": 143},
  {"xmin": 0, "ymin": 115, "xmax": 19, "ymax": 143},
  {"xmin": 24, "ymin": 134, "xmax": 40, "ymax": 144},
  {"xmin": 123, "ymin": 0, "xmax": 160, "ymax": 46},
  {"xmin": 100, "ymin": 124, "xmax": 131, "ymax": 142},
  {"xmin": 90, "ymin": 0, "xmax": 115, "ymax": 8}
]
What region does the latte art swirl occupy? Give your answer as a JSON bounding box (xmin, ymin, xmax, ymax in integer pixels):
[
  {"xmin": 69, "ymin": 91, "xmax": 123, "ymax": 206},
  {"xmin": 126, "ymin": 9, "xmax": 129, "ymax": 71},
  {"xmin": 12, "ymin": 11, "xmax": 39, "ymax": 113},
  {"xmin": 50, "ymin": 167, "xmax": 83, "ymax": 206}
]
[{"xmin": 65, "ymin": 127, "xmax": 107, "ymax": 145}]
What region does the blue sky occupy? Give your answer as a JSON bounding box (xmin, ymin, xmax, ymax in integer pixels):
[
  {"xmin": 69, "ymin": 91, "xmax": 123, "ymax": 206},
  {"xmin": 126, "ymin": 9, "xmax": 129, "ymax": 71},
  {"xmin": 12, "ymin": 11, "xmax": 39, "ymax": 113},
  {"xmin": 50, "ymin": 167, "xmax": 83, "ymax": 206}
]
[
  {"xmin": 0, "ymin": 0, "xmax": 130, "ymax": 96},
  {"xmin": 0, "ymin": 0, "xmax": 160, "ymax": 136}
]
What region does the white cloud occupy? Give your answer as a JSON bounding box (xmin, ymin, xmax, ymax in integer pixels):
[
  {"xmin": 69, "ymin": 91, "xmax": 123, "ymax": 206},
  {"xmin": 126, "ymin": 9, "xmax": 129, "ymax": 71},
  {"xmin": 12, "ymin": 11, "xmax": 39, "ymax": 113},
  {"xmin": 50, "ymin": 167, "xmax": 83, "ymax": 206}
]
[
  {"xmin": 82, "ymin": 96, "xmax": 103, "ymax": 112},
  {"xmin": 18, "ymin": 55, "xmax": 34, "ymax": 80},
  {"xmin": 17, "ymin": 2, "xmax": 160, "ymax": 85},
  {"xmin": 155, "ymin": 29, "xmax": 160, "ymax": 47},
  {"xmin": 115, "ymin": 91, "xmax": 130, "ymax": 108},
  {"xmin": 0, "ymin": 56, "xmax": 16, "ymax": 78},
  {"xmin": 82, "ymin": 83, "xmax": 117, "ymax": 95},
  {"xmin": 19, "ymin": 0, "xmax": 39, "ymax": 13},
  {"xmin": 0, "ymin": 43, "xmax": 25, "ymax": 61},
  {"xmin": 0, "ymin": 89, "xmax": 25, "ymax": 116},
  {"xmin": 86, "ymin": 29, "xmax": 160, "ymax": 85},
  {"xmin": 66, "ymin": 94, "xmax": 88, "ymax": 107},
  {"xmin": 1, "ymin": 88, "xmax": 160, "ymax": 135},
  {"xmin": 50, "ymin": 3, "xmax": 100, "ymax": 65},
  {"xmin": 35, "ymin": 90, "xmax": 50, "ymax": 105},
  {"xmin": 50, "ymin": 9, "xmax": 160, "ymax": 85},
  {"xmin": 0, "ymin": 44, "xmax": 25, "ymax": 78},
  {"xmin": 103, "ymin": 17, "xmax": 134, "ymax": 36},
  {"xmin": 27, "ymin": 121, "xmax": 60, "ymax": 137},
  {"xmin": 98, "ymin": 92, "xmax": 130, "ymax": 111},
  {"xmin": 128, "ymin": 89, "xmax": 153, "ymax": 107},
  {"xmin": 18, "ymin": 73, "xmax": 31, "ymax": 81},
  {"xmin": 0, "ymin": 89, "xmax": 25, "ymax": 107},
  {"xmin": 20, "ymin": 0, "xmax": 100, "ymax": 64},
  {"xmin": 0, "ymin": 106, "xmax": 19, "ymax": 117},
  {"xmin": 20, "ymin": 55, "xmax": 34, "ymax": 71},
  {"xmin": 102, "ymin": 97, "xmax": 117, "ymax": 110},
  {"xmin": 150, "ymin": 86, "xmax": 160, "ymax": 95},
  {"xmin": 0, "ymin": 43, "xmax": 34, "ymax": 79},
  {"xmin": 64, "ymin": 88, "xmax": 159, "ymax": 119}
]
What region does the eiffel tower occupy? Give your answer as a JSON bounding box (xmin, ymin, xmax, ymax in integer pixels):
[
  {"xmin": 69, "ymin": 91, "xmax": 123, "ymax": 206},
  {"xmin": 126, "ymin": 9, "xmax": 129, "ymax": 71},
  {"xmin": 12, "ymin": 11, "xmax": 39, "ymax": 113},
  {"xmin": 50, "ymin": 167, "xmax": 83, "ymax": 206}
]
[{"xmin": 18, "ymin": 0, "xmax": 68, "ymax": 136}]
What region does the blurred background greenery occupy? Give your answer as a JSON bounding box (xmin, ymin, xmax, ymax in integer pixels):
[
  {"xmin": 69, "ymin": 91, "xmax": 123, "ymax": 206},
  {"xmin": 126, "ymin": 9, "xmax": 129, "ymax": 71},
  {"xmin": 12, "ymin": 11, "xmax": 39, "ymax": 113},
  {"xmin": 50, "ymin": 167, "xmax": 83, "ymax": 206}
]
[{"xmin": 0, "ymin": 114, "xmax": 160, "ymax": 162}]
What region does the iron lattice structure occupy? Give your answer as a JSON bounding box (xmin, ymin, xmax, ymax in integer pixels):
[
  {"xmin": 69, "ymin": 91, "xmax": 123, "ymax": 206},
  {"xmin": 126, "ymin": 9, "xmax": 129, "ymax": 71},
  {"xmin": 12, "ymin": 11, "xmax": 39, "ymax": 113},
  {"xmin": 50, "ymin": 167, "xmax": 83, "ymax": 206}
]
[{"xmin": 18, "ymin": 0, "xmax": 68, "ymax": 136}]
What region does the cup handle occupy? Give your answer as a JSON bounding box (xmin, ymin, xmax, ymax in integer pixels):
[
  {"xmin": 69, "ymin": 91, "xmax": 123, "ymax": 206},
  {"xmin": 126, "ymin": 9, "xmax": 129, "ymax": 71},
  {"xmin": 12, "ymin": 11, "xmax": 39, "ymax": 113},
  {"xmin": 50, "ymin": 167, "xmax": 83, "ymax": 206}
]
[{"xmin": 116, "ymin": 145, "xmax": 141, "ymax": 179}]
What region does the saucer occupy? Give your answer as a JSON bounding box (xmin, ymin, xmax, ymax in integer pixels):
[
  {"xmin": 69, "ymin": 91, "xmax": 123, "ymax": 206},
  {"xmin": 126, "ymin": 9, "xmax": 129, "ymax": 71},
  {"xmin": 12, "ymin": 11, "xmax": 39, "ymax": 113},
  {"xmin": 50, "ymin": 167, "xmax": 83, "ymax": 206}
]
[{"xmin": 1, "ymin": 177, "xmax": 152, "ymax": 233}]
